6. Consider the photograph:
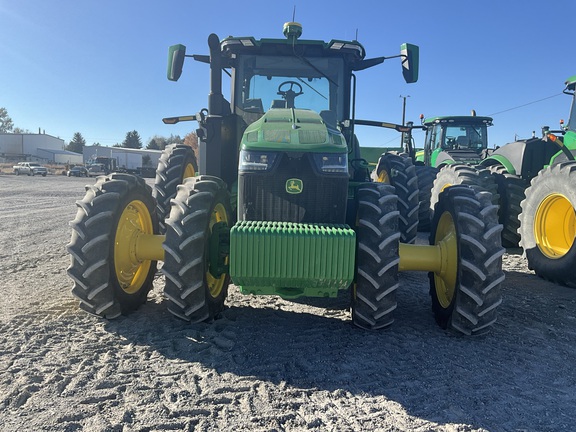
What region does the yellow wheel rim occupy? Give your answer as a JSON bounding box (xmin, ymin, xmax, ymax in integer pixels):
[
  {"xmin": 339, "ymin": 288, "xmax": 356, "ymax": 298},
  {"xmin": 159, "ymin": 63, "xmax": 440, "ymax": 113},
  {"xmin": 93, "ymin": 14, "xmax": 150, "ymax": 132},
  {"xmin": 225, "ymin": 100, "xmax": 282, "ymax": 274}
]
[
  {"xmin": 534, "ymin": 193, "xmax": 575, "ymax": 259},
  {"xmin": 183, "ymin": 162, "xmax": 196, "ymax": 179},
  {"xmin": 377, "ymin": 170, "xmax": 390, "ymax": 183},
  {"xmin": 433, "ymin": 211, "xmax": 458, "ymax": 308},
  {"xmin": 114, "ymin": 200, "xmax": 153, "ymax": 294},
  {"xmin": 206, "ymin": 202, "xmax": 229, "ymax": 298}
]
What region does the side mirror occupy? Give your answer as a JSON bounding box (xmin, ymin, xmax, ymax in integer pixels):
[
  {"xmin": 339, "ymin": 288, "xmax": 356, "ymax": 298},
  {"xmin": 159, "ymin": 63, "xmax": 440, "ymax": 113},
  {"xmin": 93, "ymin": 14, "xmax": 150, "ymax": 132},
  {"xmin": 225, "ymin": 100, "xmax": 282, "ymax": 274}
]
[
  {"xmin": 167, "ymin": 44, "xmax": 186, "ymax": 81},
  {"xmin": 400, "ymin": 43, "xmax": 419, "ymax": 84}
]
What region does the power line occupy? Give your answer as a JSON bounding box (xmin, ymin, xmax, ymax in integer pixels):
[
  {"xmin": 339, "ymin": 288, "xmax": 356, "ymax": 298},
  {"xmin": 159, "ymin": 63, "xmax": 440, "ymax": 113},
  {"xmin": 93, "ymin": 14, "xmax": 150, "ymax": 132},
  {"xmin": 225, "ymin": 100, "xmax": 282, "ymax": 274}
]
[{"xmin": 488, "ymin": 93, "xmax": 563, "ymax": 116}]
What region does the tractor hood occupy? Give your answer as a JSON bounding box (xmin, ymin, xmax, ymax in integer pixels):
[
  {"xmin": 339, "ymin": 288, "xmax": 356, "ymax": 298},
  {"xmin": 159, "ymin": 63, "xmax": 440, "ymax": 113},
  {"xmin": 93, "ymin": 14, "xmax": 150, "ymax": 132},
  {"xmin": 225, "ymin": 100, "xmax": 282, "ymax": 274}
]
[
  {"xmin": 240, "ymin": 108, "xmax": 347, "ymax": 153},
  {"xmin": 433, "ymin": 149, "xmax": 484, "ymax": 166}
]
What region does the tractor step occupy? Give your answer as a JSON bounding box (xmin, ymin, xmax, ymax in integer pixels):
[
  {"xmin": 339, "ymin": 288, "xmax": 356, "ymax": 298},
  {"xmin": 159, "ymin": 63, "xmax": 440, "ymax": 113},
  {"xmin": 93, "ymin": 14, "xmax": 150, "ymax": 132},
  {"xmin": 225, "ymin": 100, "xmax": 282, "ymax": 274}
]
[{"xmin": 230, "ymin": 221, "xmax": 356, "ymax": 298}]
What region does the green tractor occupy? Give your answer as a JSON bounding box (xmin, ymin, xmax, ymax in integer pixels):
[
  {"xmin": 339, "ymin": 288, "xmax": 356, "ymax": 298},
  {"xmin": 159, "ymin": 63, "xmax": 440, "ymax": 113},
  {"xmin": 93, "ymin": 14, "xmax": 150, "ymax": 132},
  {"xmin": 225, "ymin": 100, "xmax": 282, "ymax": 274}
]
[
  {"xmin": 66, "ymin": 22, "xmax": 504, "ymax": 334},
  {"xmin": 409, "ymin": 113, "xmax": 498, "ymax": 233},
  {"xmin": 507, "ymin": 76, "xmax": 576, "ymax": 287}
]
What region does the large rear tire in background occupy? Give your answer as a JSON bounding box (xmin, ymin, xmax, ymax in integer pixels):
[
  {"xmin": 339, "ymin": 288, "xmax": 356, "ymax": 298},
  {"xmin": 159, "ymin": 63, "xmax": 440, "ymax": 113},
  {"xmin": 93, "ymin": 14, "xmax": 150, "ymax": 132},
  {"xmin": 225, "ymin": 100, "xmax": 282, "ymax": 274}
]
[
  {"xmin": 375, "ymin": 152, "xmax": 419, "ymax": 244},
  {"xmin": 352, "ymin": 183, "xmax": 400, "ymax": 330},
  {"xmin": 519, "ymin": 162, "xmax": 576, "ymax": 288},
  {"xmin": 154, "ymin": 144, "xmax": 198, "ymax": 233},
  {"xmin": 431, "ymin": 164, "xmax": 499, "ymax": 220},
  {"xmin": 415, "ymin": 165, "xmax": 439, "ymax": 232},
  {"xmin": 67, "ymin": 174, "xmax": 159, "ymax": 318},
  {"xmin": 429, "ymin": 185, "xmax": 504, "ymax": 335},
  {"xmin": 488, "ymin": 164, "xmax": 526, "ymax": 248},
  {"xmin": 163, "ymin": 176, "xmax": 233, "ymax": 322}
]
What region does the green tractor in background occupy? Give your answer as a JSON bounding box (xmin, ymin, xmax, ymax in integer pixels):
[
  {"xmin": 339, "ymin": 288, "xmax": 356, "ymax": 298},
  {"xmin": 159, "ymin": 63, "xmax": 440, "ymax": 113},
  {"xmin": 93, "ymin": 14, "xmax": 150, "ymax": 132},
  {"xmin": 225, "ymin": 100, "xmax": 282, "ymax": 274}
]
[
  {"xmin": 504, "ymin": 76, "xmax": 576, "ymax": 288},
  {"xmin": 410, "ymin": 113, "xmax": 498, "ymax": 233},
  {"xmin": 66, "ymin": 22, "xmax": 504, "ymax": 334},
  {"xmin": 407, "ymin": 77, "xmax": 576, "ymax": 287}
]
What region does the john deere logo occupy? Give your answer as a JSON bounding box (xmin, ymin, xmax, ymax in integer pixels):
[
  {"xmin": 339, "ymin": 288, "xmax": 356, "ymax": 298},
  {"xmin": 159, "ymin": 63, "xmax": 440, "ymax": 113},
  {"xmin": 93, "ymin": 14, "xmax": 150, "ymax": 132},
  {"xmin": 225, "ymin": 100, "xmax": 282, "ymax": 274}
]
[{"xmin": 286, "ymin": 178, "xmax": 303, "ymax": 194}]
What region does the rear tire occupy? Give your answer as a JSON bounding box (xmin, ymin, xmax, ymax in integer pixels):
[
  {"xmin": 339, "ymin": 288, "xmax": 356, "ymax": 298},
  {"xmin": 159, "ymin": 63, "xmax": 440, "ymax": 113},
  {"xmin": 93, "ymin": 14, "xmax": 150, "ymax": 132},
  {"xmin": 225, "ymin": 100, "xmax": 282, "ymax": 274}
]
[
  {"xmin": 67, "ymin": 174, "xmax": 158, "ymax": 318},
  {"xmin": 488, "ymin": 164, "xmax": 526, "ymax": 248},
  {"xmin": 154, "ymin": 144, "xmax": 198, "ymax": 234},
  {"xmin": 352, "ymin": 183, "xmax": 400, "ymax": 329},
  {"xmin": 415, "ymin": 165, "xmax": 439, "ymax": 232},
  {"xmin": 519, "ymin": 162, "xmax": 576, "ymax": 288},
  {"xmin": 163, "ymin": 175, "xmax": 232, "ymax": 322},
  {"xmin": 429, "ymin": 185, "xmax": 504, "ymax": 335},
  {"xmin": 375, "ymin": 152, "xmax": 419, "ymax": 243}
]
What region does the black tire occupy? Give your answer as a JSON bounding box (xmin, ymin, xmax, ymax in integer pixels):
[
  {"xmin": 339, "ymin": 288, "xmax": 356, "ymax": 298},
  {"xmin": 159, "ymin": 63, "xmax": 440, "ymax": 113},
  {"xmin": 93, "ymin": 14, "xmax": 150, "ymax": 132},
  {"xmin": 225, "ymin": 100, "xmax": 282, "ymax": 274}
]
[
  {"xmin": 429, "ymin": 185, "xmax": 504, "ymax": 335},
  {"xmin": 415, "ymin": 165, "xmax": 439, "ymax": 232},
  {"xmin": 163, "ymin": 175, "xmax": 233, "ymax": 322},
  {"xmin": 375, "ymin": 152, "xmax": 419, "ymax": 244},
  {"xmin": 153, "ymin": 144, "xmax": 198, "ymax": 234},
  {"xmin": 352, "ymin": 183, "xmax": 400, "ymax": 330},
  {"xmin": 67, "ymin": 173, "xmax": 159, "ymax": 318},
  {"xmin": 430, "ymin": 164, "xmax": 499, "ymax": 219},
  {"xmin": 519, "ymin": 162, "xmax": 576, "ymax": 288},
  {"xmin": 488, "ymin": 164, "xmax": 526, "ymax": 248}
]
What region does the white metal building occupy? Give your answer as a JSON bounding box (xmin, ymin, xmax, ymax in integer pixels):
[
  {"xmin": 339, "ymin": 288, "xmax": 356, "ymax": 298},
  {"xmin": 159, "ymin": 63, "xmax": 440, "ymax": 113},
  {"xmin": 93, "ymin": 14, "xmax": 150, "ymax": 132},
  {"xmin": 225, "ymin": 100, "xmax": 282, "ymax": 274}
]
[
  {"xmin": 0, "ymin": 133, "xmax": 69, "ymax": 162},
  {"xmin": 83, "ymin": 146, "xmax": 162, "ymax": 171}
]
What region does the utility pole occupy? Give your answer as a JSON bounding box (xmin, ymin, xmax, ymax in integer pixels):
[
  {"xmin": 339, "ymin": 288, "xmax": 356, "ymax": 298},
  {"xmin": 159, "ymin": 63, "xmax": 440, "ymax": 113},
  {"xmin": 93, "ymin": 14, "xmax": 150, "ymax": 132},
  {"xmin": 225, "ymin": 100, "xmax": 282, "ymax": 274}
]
[{"xmin": 400, "ymin": 95, "xmax": 410, "ymax": 147}]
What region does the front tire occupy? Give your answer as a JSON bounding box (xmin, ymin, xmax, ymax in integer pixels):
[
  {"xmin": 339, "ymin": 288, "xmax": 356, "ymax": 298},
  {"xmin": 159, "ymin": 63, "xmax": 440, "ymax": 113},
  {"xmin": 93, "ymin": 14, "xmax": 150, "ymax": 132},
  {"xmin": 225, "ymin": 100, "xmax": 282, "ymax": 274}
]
[
  {"xmin": 154, "ymin": 144, "xmax": 198, "ymax": 234},
  {"xmin": 163, "ymin": 176, "xmax": 233, "ymax": 322},
  {"xmin": 429, "ymin": 185, "xmax": 504, "ymax": 335},
  {"xmin": 431, "ymin": 163, "xmax": 499, "ymax": 221},
  {"xmin": 67, "ymin": 174, "xmax": 158, "ymax": 318},
  {"xmin": 519, "ymin": 162, "xmax": 576, "ymax": 288},
  {"xmin": 352, "ymin": 183, "xmax": 400, "ymax": 329}
]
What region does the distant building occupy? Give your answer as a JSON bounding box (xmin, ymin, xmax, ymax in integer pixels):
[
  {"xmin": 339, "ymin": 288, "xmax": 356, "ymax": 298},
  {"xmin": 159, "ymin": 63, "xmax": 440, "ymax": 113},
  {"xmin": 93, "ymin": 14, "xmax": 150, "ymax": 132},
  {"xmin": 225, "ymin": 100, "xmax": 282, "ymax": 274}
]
[
  {"xmin": 0, "ymin": 133, "xmax": 82, "ymax": 164},
  {"xmin": 83, "ymin": 145, "xmax": 162, "ymax": 176}
]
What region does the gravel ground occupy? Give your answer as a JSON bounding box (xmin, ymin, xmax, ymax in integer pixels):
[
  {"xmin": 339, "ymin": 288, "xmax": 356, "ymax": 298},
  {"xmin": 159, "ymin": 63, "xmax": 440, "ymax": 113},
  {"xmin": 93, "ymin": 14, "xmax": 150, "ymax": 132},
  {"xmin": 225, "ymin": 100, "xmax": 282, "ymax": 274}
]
[{"xmin": 1, "ymin": 174, "xmax": 576, "ymax": 432}]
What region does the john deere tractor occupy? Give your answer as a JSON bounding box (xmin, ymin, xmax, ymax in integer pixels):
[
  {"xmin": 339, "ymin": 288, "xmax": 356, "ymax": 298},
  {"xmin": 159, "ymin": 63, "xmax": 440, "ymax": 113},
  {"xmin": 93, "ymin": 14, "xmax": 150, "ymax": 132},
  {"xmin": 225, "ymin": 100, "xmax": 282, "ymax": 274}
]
[
  {"xmin": 66, "ymin": 22, "xmax": 504, "ymax": 334},
  {"xmin": 408, "ymin": 113, "xmax": 499, "ymax": 233},
  {"xmin": 508, "ymin": 76, "xmax": 576, "ymax": 287}
]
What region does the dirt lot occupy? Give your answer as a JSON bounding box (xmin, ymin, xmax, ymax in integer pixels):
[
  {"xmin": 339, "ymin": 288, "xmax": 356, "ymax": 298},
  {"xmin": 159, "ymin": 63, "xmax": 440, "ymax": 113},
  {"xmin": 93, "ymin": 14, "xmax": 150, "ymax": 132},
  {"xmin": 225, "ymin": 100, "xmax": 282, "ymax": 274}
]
[{"xmin": 1, "ymin": 174, "xmax": 575, "ymax": 431}]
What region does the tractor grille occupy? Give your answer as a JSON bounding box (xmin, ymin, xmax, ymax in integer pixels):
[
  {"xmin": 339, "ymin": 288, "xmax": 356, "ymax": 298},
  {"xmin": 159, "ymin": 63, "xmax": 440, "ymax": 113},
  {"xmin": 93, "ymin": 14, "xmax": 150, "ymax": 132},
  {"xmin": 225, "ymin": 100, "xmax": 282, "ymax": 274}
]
[{"xmin": 238, "ymin": 153, "xmax": 348, "ymax": 224}]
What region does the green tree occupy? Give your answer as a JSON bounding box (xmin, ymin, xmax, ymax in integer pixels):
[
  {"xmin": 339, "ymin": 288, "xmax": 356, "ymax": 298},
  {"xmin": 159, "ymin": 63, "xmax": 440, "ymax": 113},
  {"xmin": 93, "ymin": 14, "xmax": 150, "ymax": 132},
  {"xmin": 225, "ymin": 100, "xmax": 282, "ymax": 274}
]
[
  {"xmin": 0, "ymin": 107, "xmax": 14, "ymax": 133},
  {"xmin": 66, "ymin": 132, "xmax": 86, "ymax": 153},
  {"xmin": 13, "ymin": 127, "xmax": 32, "ymax": 134},
  {"xmin": 147, "ymin": 135, "xmax": 168, "ymax": 150},
  {"xmin": 169, "ymin": 134, "xmax": 184, "ymax": 145},
  {"xmin": 147, "ymin": 138, "xmax": 160, "ymax": 150},
  {"xmin": 122, "ymin": 130, "xmax": 142, "ymax": 149}
]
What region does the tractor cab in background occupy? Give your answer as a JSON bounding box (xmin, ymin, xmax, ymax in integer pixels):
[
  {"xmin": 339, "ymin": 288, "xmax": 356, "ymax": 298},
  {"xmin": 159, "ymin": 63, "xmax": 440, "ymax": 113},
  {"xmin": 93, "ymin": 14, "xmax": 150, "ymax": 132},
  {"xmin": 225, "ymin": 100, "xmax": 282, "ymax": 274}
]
[{"xmin": 416, "ymin": 113, "xmax": 493, "ymax": 167}]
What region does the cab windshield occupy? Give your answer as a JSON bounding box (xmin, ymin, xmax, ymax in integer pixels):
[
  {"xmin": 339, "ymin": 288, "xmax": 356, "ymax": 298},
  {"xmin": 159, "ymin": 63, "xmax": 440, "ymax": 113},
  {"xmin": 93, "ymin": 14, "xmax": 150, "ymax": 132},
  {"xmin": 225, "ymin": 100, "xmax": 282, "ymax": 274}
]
[
  {"xmin": 234, "ymin": 55, "xmax": 345, "ymax": 125},
  {"xmin": 441, "ymin": 124, "xmax": 487, "ymax": 150}
]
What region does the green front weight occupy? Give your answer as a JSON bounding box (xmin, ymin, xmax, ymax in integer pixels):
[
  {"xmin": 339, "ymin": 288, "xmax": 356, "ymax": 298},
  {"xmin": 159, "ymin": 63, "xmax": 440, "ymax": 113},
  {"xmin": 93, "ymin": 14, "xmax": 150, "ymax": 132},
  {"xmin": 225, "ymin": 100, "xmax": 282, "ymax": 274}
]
[{"xmin": 229, "ymin": 221, "xmax": 356, "ymax": 298}]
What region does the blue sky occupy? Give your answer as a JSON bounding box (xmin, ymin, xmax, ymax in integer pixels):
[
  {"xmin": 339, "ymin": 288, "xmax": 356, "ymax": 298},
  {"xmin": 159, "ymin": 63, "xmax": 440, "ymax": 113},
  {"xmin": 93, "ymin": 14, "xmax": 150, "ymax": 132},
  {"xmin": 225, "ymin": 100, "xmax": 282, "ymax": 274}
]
[{"xmin": 1, "ymin": 0, "xmax": 574, "ymax": 149}]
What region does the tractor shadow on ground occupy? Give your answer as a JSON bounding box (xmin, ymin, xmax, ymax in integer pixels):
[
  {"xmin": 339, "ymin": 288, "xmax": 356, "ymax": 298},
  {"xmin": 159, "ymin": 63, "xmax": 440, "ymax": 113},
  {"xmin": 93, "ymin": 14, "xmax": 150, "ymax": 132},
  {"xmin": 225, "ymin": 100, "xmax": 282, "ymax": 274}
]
[{"xmin": 103, "ymin": 268, "xmax": 576, "ymax": 431}]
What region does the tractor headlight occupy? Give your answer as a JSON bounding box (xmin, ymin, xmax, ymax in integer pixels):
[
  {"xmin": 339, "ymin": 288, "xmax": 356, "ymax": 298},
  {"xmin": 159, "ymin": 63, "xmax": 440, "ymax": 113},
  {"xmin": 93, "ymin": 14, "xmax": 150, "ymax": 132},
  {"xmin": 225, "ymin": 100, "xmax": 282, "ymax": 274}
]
[
  {"xmin": 238, "ymin": 150, "xmax": 278, "ymax": 172},
  {"xmin": 312, "ymin": 153, "xmax": 348, "ymax": 174}
]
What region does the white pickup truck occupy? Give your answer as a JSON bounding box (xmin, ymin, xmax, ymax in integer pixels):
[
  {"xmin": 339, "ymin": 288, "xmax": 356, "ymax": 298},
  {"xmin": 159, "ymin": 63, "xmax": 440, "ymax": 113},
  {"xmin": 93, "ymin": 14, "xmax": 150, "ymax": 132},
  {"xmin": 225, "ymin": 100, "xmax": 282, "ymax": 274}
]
[{"xmin": 13, "ymin": 162, "xmax": 48, "ymax": 176}]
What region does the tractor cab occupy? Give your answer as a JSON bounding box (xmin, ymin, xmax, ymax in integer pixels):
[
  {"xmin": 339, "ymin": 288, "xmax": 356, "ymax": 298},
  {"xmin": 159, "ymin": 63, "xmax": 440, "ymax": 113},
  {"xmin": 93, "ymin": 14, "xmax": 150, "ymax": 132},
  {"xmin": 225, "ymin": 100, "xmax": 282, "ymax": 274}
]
[
  {"xmin": 418, "ymin": 114, "xmax": 493, "ymax": 167},
  {"xmin": 166, "ymin": 22, "xmax": 418, "ymax": 202}
]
